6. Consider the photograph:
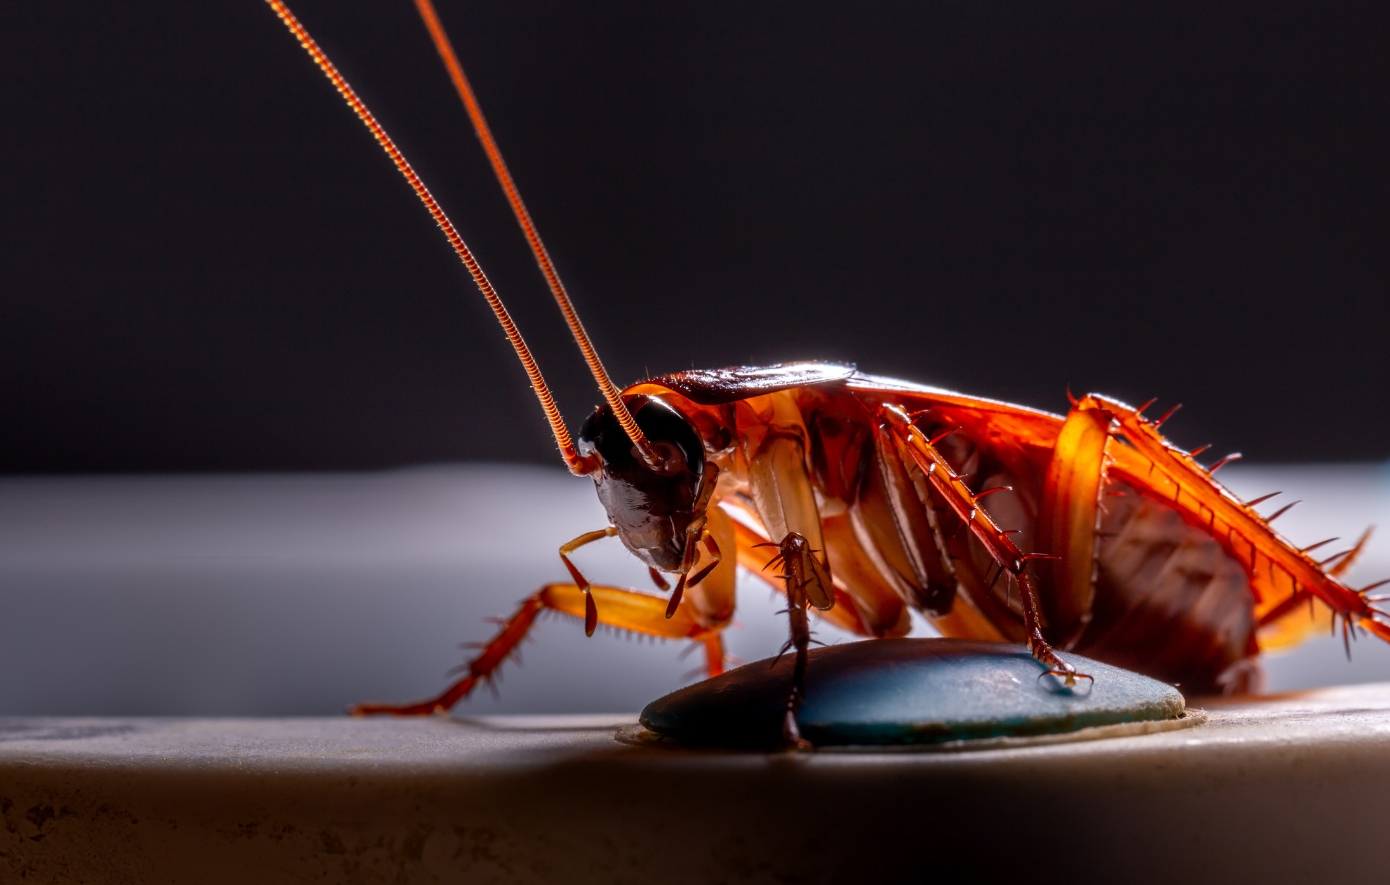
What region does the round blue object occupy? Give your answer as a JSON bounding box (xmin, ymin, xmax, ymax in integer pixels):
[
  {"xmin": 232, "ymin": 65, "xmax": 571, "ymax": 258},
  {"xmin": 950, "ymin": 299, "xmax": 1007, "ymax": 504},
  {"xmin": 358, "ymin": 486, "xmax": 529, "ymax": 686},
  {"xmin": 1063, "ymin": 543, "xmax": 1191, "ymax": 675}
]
[{"xmin": 640, "ymin": 638, "xmax": 1185, "ymax": 748}]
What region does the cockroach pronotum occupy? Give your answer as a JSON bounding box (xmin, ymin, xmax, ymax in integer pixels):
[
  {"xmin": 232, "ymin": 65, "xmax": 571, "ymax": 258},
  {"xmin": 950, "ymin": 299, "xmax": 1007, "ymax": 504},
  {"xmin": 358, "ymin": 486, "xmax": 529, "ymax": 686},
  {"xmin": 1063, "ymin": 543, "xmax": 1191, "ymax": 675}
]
[{"xmin": 264, "ymin": 0, "xmax": 1390, "ymax": 746}]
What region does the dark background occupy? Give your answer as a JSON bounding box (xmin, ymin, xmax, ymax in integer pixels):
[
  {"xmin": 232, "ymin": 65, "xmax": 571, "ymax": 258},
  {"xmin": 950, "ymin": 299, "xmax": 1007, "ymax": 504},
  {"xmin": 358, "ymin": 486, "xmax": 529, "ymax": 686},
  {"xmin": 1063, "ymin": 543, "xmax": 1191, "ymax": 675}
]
[{"xmin": 2, "ymin": 0, "xmax": 1387, "ymax": 472}]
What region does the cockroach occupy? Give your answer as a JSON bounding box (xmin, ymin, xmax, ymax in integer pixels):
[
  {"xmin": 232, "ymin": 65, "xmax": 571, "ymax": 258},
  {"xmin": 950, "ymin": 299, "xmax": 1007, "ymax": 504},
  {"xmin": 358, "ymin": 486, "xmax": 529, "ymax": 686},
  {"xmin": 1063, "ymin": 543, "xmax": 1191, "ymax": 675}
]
[{"xmin": 264, "ymin": 0, "xmax": 1390, "ymax": 746}]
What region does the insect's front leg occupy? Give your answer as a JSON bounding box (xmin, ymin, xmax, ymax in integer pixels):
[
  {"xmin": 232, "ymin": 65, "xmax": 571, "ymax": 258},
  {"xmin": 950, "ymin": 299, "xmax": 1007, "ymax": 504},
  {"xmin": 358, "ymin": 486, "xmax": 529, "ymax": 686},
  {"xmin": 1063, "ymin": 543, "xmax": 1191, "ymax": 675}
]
[{"xmin": 744, "ymin": 431, "xmax": 834, "ymax": 749}]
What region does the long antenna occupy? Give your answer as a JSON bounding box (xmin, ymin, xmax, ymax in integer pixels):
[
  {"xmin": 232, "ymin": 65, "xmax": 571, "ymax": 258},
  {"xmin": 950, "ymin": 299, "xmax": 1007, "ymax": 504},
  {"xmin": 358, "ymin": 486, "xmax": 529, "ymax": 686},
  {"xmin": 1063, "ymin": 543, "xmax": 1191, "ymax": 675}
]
[
  {"xmin": 411, "ymin": 0, "xmax": 661, "ymax": 469},
  {"xmin": 263, "ymin": 0, "xmax": 597, "ymax": 476}
]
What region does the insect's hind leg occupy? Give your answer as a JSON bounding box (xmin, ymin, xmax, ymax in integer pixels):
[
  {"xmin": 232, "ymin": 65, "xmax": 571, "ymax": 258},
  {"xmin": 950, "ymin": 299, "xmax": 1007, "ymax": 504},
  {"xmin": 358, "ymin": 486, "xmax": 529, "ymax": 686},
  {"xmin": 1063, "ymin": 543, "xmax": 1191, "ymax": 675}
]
[
  {"xmin": 1086, "ymin": 393, "xmax": 1390, "ymax": 646},
  {"xmin": 880, "ymin": 405, "xmax": 1088, "ymax": 685},
  {"xmin": 351, "ymin": 583, "xmax": 720, "ymax": 716}
]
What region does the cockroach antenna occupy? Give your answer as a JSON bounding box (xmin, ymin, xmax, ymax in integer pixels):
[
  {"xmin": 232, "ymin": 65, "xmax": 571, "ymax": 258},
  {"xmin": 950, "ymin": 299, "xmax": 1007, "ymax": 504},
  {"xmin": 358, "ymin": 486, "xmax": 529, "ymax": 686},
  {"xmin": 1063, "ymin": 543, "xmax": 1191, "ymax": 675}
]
[
  {"xmin": 410, "ymin": 0, "xmax": 662, "ymax": 469},
  {"xmin": 262, "ymin": 0, "xmax": 610, "ymax": 476}
]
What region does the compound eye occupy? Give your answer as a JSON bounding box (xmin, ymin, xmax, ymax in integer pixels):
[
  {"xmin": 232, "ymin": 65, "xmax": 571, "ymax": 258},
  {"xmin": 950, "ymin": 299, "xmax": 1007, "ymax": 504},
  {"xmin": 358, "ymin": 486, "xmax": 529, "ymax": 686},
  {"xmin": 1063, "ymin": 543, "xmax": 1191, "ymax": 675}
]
[{"xmin": 643, "ymin": 440, "xmax": 688, "ymax": 476}]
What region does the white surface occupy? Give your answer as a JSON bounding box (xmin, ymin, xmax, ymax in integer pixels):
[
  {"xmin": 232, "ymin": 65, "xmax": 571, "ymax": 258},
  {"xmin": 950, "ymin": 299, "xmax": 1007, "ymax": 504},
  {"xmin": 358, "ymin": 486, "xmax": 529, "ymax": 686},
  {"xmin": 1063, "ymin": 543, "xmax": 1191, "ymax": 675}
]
[
  {"xmin": 4, "ymin": 685, "xmax": 1390, "ymax": 883},
  {"xmin": 0, "ymin": 463, "xmax": 1387, "ymax": 715}
]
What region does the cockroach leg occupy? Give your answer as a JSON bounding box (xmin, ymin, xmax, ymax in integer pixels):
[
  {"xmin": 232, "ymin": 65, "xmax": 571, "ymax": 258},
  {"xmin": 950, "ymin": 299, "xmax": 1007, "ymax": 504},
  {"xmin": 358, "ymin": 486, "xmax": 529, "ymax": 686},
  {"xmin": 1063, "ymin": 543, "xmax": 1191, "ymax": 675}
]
[
  {"xmin": 1327, "ymin": 527, "xmax": 1374, "ymax": 578},
  {"xmin": 1092, "ymin": 393, "xmax": 1390, "ymax": 643},
  {"xmin": 558, "ymin": 526, "xmax": 618, "ymax": 635},
  {"xmin": 1014, "ymin": 569, "xmax": 1088, "ymax": 687},
  {"xmin": 880, "ymin": 404, "xmax": 1090, "ymax": 685},
  {"xmin": 771, "ymin": 532, "xmax": 829, "ymax": 750},
  {"xmin": 701, "ymin": 634, "xmax": 727, "ymax": 678},
  {"xmin": 351, "ymin": 582, "xmax": 719, "ymax": 716}
]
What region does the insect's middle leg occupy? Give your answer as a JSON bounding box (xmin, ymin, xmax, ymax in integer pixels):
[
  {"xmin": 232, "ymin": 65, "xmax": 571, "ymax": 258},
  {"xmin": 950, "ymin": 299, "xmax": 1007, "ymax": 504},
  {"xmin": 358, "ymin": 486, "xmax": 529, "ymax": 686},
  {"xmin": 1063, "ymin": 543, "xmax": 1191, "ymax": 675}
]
[
  {"xmin": 742, "ymin": 429, "xmax": 835, "ymax": 747},
  {"xmin": 763, "ymin": 532, "xmax": 828, "ymax": 750}
]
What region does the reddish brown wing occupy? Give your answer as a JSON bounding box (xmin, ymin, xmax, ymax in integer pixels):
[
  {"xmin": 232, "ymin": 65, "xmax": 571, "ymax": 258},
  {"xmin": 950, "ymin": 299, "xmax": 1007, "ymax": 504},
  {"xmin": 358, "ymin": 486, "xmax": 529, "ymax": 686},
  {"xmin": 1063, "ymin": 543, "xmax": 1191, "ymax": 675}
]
[
  {"xmin": 635, "ymin": 364, "xmax": 1063, "ymax": 475},
  {"xmin": 652, "ymin": 362, "xmax": 857, "ymax": 405},
  {"xmin": 844, "ymin": 373, "xmax": 1067, "ymax": 480}
]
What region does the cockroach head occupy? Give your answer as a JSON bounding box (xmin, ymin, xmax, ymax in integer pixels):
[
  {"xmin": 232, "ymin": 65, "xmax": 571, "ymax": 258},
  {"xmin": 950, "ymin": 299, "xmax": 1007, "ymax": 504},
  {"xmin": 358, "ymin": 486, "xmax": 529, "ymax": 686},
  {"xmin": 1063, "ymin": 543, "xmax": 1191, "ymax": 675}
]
[{"xmin": 578, "ymin": 397, "xmax": 707, "ymax": 571}]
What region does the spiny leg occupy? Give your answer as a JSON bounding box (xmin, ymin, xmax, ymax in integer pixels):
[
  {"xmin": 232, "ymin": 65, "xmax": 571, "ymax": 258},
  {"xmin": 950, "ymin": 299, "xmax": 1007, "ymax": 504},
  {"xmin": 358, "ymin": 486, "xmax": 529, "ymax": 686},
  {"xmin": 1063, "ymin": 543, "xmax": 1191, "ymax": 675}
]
[
  {"xmin": 764, "ymin": 532, "xmax": 831, "ymax": 748},
  {"xmin": 726, "ymin": 509, "xmax": 872, "ymax": 636},
  {"xmin": 351, "ymin": 583, "xmax": 718, "ymax": 716},
  {"xmin": 1087, "ymin": 394, "xmax": 1390, "ymax": 643},
  {"xmin": 701, "ymin": 633, "xmax": 726, "ymax": 678},
  {"xmin": 881, "ymin": 405, "xmax": 1087, "ymax": 685},
  {"xmin": 1327, "ymin": 527, "xmax": 1374, "ymax": 579},
  {"xmin": 738, "ymin": 428, "xmax": 839, "ymax": 746}
]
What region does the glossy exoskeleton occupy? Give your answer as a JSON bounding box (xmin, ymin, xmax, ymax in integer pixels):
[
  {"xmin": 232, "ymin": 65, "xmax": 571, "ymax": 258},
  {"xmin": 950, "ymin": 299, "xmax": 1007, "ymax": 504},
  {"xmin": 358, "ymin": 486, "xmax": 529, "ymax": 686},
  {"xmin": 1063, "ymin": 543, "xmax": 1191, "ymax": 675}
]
[{"xmin": 265, "ymin": 0, "xmax": 1390, "ymax": 746}]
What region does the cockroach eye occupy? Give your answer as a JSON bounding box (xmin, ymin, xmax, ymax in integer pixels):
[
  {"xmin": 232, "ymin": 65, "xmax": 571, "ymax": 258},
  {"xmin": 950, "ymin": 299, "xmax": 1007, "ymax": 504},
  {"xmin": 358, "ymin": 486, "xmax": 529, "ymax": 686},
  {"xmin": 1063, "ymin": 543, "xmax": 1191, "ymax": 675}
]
[{"xmin": 643, "ymin": 441, "xmax": 687, "ymax": 476}]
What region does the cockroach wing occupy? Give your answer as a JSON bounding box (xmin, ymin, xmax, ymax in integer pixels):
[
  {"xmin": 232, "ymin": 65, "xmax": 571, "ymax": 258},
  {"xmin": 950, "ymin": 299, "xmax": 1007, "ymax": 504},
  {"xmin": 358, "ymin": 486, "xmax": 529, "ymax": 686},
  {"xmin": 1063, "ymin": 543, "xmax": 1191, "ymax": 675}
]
[
  {"xmin": 846, "ymin": 374, "xmax": 1065, "ymax": 447},
  {"xmin": 844, "ymin": 373, "xmax": 1066, "ymax": 482},
  {"xmin": 654, "ymin": 362, "xmax": 856, "ymax": 405}
]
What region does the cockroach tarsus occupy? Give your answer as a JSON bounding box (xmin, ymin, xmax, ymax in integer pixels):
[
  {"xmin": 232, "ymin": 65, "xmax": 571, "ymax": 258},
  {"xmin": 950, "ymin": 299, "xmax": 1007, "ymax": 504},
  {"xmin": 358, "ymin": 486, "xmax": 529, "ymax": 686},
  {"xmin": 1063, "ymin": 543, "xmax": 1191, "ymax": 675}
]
[{"xmin": 262, "ymin": 0, "xmax": 1390, "ymax": 747}]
